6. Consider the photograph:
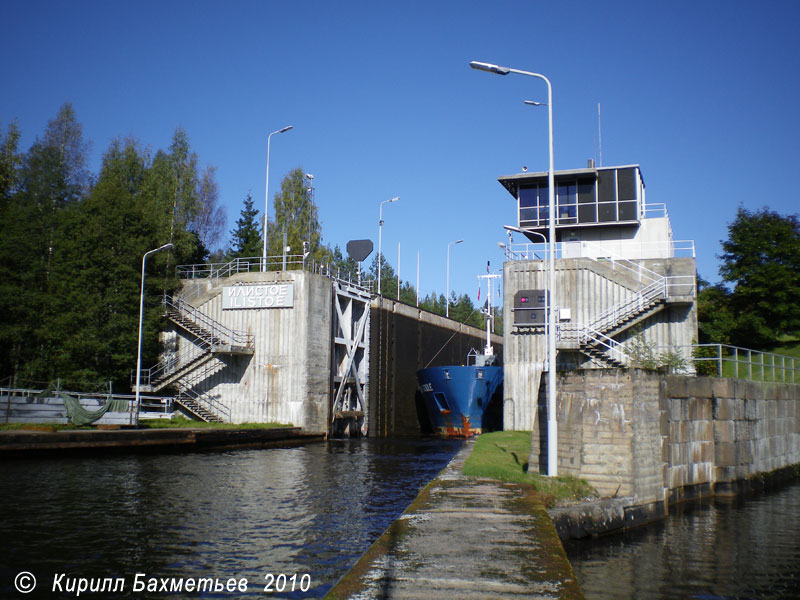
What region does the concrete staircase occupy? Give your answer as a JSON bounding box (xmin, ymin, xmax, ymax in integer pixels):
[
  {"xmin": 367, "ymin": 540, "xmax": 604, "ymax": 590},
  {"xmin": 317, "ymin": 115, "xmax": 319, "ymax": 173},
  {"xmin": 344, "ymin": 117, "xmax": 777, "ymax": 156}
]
[
  {"xmin": 559, "ymin": 256, "xmax": 694, "ymax": 368},
  {"xmin": 174, "ymin": 386, "xmax": 227, "ymax": 423},
  {"xmin": 138, "ymin": 295, "xmax": 254, "ymax": 422}
]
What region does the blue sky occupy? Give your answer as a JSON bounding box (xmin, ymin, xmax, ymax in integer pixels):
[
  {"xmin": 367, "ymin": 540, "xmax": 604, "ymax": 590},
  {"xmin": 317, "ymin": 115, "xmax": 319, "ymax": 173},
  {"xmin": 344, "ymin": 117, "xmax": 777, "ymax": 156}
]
[{"xmin": 3, "ymin": 0, "xmax": 799, "ymax": 303}]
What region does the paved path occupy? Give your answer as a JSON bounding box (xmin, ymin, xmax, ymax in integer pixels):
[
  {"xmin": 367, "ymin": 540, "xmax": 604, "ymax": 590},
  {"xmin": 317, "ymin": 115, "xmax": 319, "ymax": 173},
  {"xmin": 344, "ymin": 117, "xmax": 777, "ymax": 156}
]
[{"xmin": 326, "ymin": 441, "xmax": 584, "ymax": 599}]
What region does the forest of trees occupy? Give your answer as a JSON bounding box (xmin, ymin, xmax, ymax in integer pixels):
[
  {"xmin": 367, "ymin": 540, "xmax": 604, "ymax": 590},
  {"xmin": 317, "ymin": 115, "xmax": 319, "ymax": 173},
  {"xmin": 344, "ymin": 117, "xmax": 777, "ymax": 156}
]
[
  {"xmin": 0, "ymin": 105, "xmax": 494, "ymax": 393},
  {"xmin": 4, "ymin": 106, "xmax": 797, "ymax": 395},
  {"xmin": 697, "ymin": 207, "xmax": 800, "ymax": 350},
  {"xmin": 0, "ymin": 104, "xmax": 226, "ymax": 391}
]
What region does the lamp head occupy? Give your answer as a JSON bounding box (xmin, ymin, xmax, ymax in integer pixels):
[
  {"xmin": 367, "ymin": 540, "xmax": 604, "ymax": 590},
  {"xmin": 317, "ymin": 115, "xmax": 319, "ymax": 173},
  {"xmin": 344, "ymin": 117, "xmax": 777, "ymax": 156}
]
[
  {"xmin": 279, "ymin": 125, "xmax": 293, "ymax": 133},
  {"xmin": 469, "ymin": 61, "xmax": 510, "ymax": 75}
]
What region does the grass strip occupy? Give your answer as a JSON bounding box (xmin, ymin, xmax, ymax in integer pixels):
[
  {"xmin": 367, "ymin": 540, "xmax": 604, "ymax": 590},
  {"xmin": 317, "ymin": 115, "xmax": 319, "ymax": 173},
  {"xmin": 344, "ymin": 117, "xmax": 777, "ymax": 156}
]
[{"xmin": 462, "ymin": 430, "xmax": 598, "ymax": 508}]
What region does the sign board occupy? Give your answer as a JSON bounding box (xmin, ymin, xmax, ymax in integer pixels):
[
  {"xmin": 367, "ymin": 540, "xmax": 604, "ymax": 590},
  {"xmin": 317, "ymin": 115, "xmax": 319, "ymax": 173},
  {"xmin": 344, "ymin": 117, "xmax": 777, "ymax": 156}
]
[
  {"xmin": 346, "ymin": 239, "xmax": 373, "ymax": 263},
  {"xmin": 222, "ymin": 284, "xmax": 294, "ymax": 310},
  {"xmin": 513, "ymin": 289, "xmax": 548, "ymax": 325}
]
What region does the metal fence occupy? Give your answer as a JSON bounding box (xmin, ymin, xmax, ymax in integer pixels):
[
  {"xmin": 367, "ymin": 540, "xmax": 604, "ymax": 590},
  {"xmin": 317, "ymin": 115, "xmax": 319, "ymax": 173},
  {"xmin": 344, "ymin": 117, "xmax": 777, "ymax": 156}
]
[
  {"xmin": 176, "ymin": 255, "xmax": 375, "ymax": 294},
  {"xmin": 658, "ymin": 344, "xmax": 800, "ymax": 384}
]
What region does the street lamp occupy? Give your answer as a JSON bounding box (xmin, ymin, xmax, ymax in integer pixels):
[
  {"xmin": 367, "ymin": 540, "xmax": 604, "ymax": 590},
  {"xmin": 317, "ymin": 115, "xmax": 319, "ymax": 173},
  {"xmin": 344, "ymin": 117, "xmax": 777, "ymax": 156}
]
[
  {"xmin": 471, "ymin": 60, "xmax": 558, "ymax": 477},
  {"xmin": 135, "ymin": 242, "xmax": 174, "ymax": 425},
  {"xmin": 377, "ymin": 197, "xmax": 399, "ymax": 295},
  {"xmin": 446, "ymin": 239, "xmax": 463, "ymax": 318},
  {"xmin": 262, "ymin": 125, "xmax": 293, "ymax": 271}
]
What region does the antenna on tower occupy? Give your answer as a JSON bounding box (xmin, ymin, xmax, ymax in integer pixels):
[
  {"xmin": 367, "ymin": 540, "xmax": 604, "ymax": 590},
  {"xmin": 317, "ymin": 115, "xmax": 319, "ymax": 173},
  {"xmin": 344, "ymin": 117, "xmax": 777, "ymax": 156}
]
[{"xmin": 597, "ymin": 102, "xmax": 603, "ymax": 167}]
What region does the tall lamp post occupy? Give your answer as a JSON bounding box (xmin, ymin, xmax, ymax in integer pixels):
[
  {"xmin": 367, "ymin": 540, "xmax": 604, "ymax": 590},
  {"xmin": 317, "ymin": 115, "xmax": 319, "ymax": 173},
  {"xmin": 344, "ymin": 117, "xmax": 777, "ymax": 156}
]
[
  {"xmin": 377, "ymin": 197, "xmax": 399, "ymax": 295},
  {"xmin": 135, "ymin": 242, "xmax": 174, "ymax": 425},
  {"xmin": 470, "ymin": 60, "xmax": 558, "ymax": 477},
  {"xmin": 446, "ymin": 239, "xmax": 463, "ymax": 318},
  {"xmin": 262, "ymin": 125, "xmax": 293, "ymax": 271}
]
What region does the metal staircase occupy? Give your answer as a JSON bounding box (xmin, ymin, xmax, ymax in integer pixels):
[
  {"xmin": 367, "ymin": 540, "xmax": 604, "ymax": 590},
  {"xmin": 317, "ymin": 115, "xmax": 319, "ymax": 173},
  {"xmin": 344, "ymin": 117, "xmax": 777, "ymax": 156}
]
[
  {"xmin": 174, "ymin": 382, "xmax": 230, "ymax": 424},
  {"xmin": 558, "ymin": 251, "xmax": 695, "ymax": 368},
  {"xmin": 164, "ymin": 296, "xmax": 254, "ymax": 353},
  {"xmin": 136, "ymin": 296, "xmax": 254, "ymax": 422}
]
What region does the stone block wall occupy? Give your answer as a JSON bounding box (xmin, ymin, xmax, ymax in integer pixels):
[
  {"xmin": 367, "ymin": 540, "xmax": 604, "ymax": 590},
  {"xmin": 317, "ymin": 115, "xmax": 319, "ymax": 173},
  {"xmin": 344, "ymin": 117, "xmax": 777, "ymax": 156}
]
[{"xmin": 530, "ymin": 369, "xmax": 800, "ymax": 507}]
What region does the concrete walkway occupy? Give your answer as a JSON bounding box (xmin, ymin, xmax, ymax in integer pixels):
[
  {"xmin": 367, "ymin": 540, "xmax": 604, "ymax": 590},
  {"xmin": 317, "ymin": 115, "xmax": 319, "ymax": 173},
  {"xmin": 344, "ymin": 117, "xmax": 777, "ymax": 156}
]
[{"xmin": 326, "ymin": 441, "xmax": 584, "ymax": 600}]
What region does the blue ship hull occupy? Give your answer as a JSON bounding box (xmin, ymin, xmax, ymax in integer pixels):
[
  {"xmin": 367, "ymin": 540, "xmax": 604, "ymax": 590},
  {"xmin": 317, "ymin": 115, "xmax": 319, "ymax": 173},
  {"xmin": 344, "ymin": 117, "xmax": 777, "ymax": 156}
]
[{"xmin": 416, "ymin": 365, "xmax": 503, "ymax": 437}]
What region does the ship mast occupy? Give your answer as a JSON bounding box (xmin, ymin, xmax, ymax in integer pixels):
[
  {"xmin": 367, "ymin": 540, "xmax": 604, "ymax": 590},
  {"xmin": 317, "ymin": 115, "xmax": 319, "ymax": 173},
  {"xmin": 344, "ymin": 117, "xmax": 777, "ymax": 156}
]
[{"xmin": 477, "ymin": 264, "xmax": 501, "ymax": 358}]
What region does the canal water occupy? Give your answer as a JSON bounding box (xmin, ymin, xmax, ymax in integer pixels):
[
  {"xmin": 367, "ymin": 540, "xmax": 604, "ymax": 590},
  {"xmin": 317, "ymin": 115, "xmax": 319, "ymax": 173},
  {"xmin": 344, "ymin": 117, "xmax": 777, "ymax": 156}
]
[
  {"xmin": 564, "ymin": 480, "xmax": 800, "ymax": 599},
  {"xmin": 0, "ymin": 438, "xmax": 462, "ymax": 598}
]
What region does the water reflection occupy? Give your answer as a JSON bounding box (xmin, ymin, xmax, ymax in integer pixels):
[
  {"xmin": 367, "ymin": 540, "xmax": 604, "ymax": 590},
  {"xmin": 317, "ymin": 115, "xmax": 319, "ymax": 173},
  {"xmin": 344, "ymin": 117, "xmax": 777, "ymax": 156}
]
[
  {"xmin": 565, "ymin": 481, "xmax": 800, "ymax": 599},
  {"xmin": 0, "ymin": 438, "xmax": 461, "ymax": 598}
]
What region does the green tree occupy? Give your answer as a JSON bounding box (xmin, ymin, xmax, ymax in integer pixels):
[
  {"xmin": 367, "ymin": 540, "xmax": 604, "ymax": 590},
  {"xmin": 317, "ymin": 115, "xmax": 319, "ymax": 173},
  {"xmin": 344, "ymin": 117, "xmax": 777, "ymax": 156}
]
[
  {"xmin": 449, "ymin": 293, "xmax": 483, "ymax": 328},
  {"xmin": 718, "ymin": 207, "xmax": 800, "ymax": 348},
  {"xmin": 0, "ymin": 104, "xmax": 91, "ymax": 384},
  {"xmin": 229, "ymin": 192, "xmax": 262, "ymax": 259},
  {"xmin": 696, "ymin": 275, "xmax": 735, "ymax": 344},
  {"xmin": 330, "ymin": 244, "xmax": 360, "ymax": 278},
  {"xmin": 193, "ymin": 165, "xmax": 226, "ymax": 253},
  {"xmin": 419, "ymin": 292, "xmax": 447, "ymax": 315},
  {"xmin": 47, "ymin": 138, "xmax": 174, "ymax": 388},
  {"xmin": 267, "ymin": 167, "xmax": 324, "ymax": 267},
  {"xmin": 138, "ymin": 128, "xmax": 220, "ymax": 265},
  {"xmin": 0, "ymin": 120, "xmax": 21, "ymax": 207},
  {"xmin": 369, "ymin": 252, "xmax": 398, "ymax": 298}
]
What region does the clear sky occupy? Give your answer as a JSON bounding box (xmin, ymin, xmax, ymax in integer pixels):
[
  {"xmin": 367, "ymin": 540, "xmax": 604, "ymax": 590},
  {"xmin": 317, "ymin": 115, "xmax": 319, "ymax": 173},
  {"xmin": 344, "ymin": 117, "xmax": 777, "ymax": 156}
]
[{"xmin": 3, "ymin": 0, "xmax": 799, "ymax": 304}]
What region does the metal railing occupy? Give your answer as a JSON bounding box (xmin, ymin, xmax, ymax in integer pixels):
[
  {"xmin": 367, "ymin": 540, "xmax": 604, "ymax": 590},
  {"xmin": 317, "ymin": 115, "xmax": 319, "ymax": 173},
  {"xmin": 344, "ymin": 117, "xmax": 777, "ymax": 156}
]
[
  {"xmin": 176, "ymin": 255, "xmax": 376, "ymax": 298},
  {"xmin": 132, "ymin": 344, "xmax": 212, "ymax": 389},
  {"xmin": 662, "ymin": 344, "xmax": 800, "ymax": 383},
  {"xmin": 505, "ymin": 239, "xmax": 696, "ymax": 262},
  {"xmin": 557, "ymin": 323, "xmax": 628, "ymax": 366},
  {"xmin": 176, "ymin": 382, "xmax": 231, "ymax": 422},
  {"xmin": 165, "ymin": 295, "xmax": 254, "ymax": 348}
]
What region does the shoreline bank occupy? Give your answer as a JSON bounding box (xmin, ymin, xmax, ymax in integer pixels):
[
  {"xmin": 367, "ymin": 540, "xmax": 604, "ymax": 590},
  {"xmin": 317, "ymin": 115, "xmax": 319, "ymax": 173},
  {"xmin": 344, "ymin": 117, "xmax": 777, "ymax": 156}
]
[
  {"xmin": 0, "ymin": 426, "xmax": 323, "ymax": 458},
  {"xmin": 549, "ymin": 461, "xmax": 800, "ymax": 540}
]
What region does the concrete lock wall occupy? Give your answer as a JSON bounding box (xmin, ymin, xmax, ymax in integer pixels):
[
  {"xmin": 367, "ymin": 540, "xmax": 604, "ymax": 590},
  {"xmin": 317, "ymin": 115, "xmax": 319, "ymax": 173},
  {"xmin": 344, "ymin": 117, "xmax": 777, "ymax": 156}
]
[
  {"xmin": 174, "ymin": 271, "xmax": 333, "ymax": 432},
  {"xmin": 173, "ymin": 272, "xmax": 502, "ymax": 436},
  {"xmin": 503, "ymin": 257, "xmax": 697, "ymax": 431},
  {"xmin": 530, "ymin": 369, "xmax": 800, "ymax": 506},
  {"xmin": 369, "ymin": 297, "xmax": 503, "ymax": 437}
]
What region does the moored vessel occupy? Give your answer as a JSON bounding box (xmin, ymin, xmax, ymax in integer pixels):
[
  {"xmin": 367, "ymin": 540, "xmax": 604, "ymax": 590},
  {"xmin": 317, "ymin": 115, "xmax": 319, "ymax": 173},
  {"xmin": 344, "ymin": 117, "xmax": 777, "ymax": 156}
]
[{"xmin": 416, "ymin": 268, "xmax": 503, "ymax": 437}]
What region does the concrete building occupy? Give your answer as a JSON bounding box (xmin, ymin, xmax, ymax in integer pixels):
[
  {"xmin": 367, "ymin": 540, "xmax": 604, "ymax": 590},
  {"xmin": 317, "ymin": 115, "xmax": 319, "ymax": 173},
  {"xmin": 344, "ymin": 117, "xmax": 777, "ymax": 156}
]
[
  {"xmin": 140, "ymin": 262, "xmax": 498, "ymax": 436},
  {"xmin": 500, "ymin": 163, "xmax": 698, "ymax": 430}
]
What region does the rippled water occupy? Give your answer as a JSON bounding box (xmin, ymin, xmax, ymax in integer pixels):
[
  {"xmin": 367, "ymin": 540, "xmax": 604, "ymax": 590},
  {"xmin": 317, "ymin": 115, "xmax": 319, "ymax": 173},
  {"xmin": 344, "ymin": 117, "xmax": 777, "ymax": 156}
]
[
  {"xmin": 565, "ymin": 481, "xmax": 800, "ymax": 599},
  {"xmin": 0, "ymin": 438, "xmax": 461, "ymax": 598}
]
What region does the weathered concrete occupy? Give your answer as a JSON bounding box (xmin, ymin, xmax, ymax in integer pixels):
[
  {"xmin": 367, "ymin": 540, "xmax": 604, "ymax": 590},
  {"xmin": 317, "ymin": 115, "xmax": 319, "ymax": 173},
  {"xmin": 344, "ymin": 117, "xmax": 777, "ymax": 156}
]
[
  {"xmin": 0, "ymin": 427, "xmax": 322, "ymax": 458},
  {"xmin": 370, "ymin": 298, "xmax": 502, "ymax": 437},
  {"xmin": 169, "ymin": 272, "xmax": 502, "ymax": 436},
  {"xmin": 173, "ymin": 270, "xmax": 333, "ymax": 431},
  {"xmin": 326, "ymin": 441, "xmax": 583, "ymax": 600},
  {"xmin": 502, "ymin": 257, "xmax": 697, "ymax": 431},
  {"xmin": 529, "ymin": 369, "xmax": 800, "ymax": 537}
]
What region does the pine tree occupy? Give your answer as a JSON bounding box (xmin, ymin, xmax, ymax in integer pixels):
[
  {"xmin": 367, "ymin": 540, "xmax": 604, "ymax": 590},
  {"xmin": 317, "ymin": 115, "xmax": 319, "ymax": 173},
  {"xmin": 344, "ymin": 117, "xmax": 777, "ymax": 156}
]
[{"xmin": 229, "ymin": 192, "xmax": 262, "ymax": 259}]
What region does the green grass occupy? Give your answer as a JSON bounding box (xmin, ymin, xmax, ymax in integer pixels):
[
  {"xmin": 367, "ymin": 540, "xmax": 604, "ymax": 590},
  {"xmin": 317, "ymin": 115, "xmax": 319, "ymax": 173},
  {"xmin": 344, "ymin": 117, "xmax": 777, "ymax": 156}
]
[
  {"xmin": 137, "ymin": 416, "xmax": 292, "ymax": 429},
  {"xmin": 462, "ymin": 431, "xmax": 598, "ymax": 508},
  {"xmin": 0, "ymin": 422, "xmax": 93, "ymax": 431},
  {"xmin": 0, "ymin": 416, "xmax": 292, "ymax": 431},
  {"xmin": 717, "ymin": 340, "xmax": 800, "ymax": 383}
]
